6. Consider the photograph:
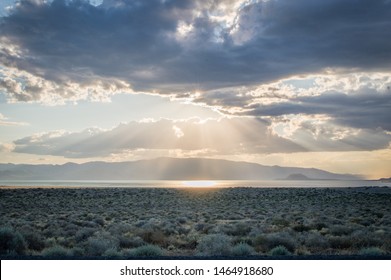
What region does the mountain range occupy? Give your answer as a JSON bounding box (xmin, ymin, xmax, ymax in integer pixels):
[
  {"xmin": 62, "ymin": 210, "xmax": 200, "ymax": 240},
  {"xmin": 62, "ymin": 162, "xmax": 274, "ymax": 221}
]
[{"xmin": 0, "ymin": 157, "xmax": 360, "ymax": 181}]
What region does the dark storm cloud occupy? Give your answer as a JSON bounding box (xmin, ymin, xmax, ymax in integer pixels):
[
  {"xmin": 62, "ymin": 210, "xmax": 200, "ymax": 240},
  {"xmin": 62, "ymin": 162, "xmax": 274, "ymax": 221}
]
[
  {"xmin": 0, "ymin": 0, "xmax": 189, "ymax": 88},
  {"xmin": 246, "ymin": 91, "xmax": 391, "ymax": 131},
  {"xmin": 1, "ymin": 0, "xmax": 391, "ymax": 98}
]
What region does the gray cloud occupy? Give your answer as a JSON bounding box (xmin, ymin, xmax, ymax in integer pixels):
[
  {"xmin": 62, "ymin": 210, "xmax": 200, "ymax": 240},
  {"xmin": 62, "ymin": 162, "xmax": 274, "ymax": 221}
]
[
  {"xmin": 13, "ymin": 118, "xmax": 305, "ymax": 158},
  {"xmin": 245, "ymin": 91, "xmax": 391, "ymax": 131},
  {"xmin": 1, "ymin": 0, "xmax": 391, "ymax": 101},
  {"xmin": 291, "ymin": 121, "xmax": 391, "ymax": 152},
  {"xmin": 13, "ymin": 116, "xmax": 390, "ymax": 159},
  {"xmin": 2, "ymin": 0, "xmax": 391, "ymax": 155}
]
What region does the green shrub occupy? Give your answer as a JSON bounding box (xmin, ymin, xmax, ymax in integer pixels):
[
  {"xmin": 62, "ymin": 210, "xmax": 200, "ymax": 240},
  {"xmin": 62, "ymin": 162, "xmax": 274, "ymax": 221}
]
[
  {"xmin": 87, "ymin": 235, "xmax": 118, "ymax": 256},
  {"xmin": 350, "ymin": 230, "xmax": 383, "ymax": 248},
  {"xmin": 102, "ymin": 248, "xmax": 122, "ymax": 258},
  {"xmin": 23, "ymin": 231, "xmax": 46, "ymax": 251},
  {"xmin": 119, "ymin": 236, "xmax": 145, "ymax": 249},
  {"xmin": 329, "ymin": 225, "xmax": 354, "ymax": 236},
  {"xmin": 304, "ymin": 232, "xmax": 330, "ymax": 251},
  {"xmin": 328, "ymin": 236, "xmax": 353, "ymax": 249},
  {"xmin": 71, "ymin": 247, "xmax": 85, "ymax": 257},
  {"xmin": 254, "ymin": 232, "xmax": 296, "ymax": 252},
  {"xmin": 269, "ymin": 245, "xmax": 291, "ymax": 256},
  {"xmin": 128, "ymin": 245, "xmax": 163, "ymax": 257},
  {"xmin": 225, "ymin": 223, "xmax": 251, "ymax": 236},
  {"xmin": 75, "ymin": 228, "xmax": 96, "ymax": 242},
  {"xmin": 197, "ymin": 234, "xmax": 232, "ymax": 256},
  {"xmin": 231, "ymin": 243, "xmax": 255, "ymax": 256},
  {"xmin": 359, "ymin": 247, "xmax": 386, "ymax": 256},
  {"xmin": 292, "ymin": 224, "xmax": 311, "ymax": 232},
  {"xmin": 93, "ymin": 217, "xmax": 105, "ymax": 227},
  {"xmin": 0, "ymin": 227, "xmax": 27, "ymax": 255},
  {"xmin": 42, "ymin": 246, "xmax": 71, "ymax": 258}
]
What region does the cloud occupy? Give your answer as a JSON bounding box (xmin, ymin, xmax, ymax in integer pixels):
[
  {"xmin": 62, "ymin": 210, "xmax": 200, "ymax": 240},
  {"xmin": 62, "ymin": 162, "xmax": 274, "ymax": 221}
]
[
  {"xmin": 1, "ymin": 0, "xmax": 391, "ymax": 104},
  {"xmin": 0, "ymin": 141, "xmax": 14, "ymax": 152},
  {"xmin": 2, "ymin": 0, "xmax": 390, "ymax": 158},
  {"xmin": 13, "ymin": 117, "xmax": 305, "ymax": 158},
  {"xmin": 0, "ymin": 57, "xmax": 133, "ymax": 104},
  {"xmin": 188, "ymin": 72, "xmax": 391, "ymax": 132},
  {"xmin": 0, "ymin": 112, "xmax": 28, "ymax": 126},
  {"xmin": 245, "ymin": 91, "xmax": 391, "ymax": 131},
  {"xmin": 12, "ymin": 116, "xmax": 391, "ymax": 159},
  {"xmin": 269, "ymin": 114, "xmax": 391, "ymax": 152}
]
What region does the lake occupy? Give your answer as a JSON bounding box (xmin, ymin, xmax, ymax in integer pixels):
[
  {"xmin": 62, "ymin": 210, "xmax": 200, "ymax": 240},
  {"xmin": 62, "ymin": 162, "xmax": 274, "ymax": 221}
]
[{"xmin": 1, "ymin": 179, "xmax": 390, "ymax": 188}]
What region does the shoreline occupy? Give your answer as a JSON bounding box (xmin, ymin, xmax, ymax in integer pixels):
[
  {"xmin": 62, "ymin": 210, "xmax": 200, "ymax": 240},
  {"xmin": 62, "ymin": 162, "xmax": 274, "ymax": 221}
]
[
  {"xmin": 1, "ymin": 179, "xmax": 390, "ymax": 189},
  {"xmin": 1, "ymin": 185, "xmax": 391, "ymax": 194}
]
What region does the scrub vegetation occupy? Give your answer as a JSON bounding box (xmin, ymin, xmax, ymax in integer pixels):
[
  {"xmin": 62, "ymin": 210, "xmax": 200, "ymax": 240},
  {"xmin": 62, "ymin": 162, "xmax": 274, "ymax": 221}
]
[{"xmin": 1, "ymin": 186, "xmax": 390, "ymax": 258}]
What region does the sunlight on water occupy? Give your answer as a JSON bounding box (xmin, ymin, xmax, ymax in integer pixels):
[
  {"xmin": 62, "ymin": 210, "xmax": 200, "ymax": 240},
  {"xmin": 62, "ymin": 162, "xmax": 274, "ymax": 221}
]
[
  {"xmin": 1, "ymin": 179, "xmax": 391, "ymax": 189},
  {"xmin": 182, "ymin": 180, "xmax": 217, "ymax": 187}
]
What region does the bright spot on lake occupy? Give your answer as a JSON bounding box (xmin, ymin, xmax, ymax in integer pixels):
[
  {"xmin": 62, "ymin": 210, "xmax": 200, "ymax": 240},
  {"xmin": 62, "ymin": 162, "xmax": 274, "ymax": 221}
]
[{"xmin": 182, "ymin": 180, "xmax": 217, "ymax": 187}]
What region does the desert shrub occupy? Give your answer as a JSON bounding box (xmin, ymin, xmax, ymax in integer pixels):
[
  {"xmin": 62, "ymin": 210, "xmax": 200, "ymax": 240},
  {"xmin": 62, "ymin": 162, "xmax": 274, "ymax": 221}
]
[
  {"xmin": 303, "ymin": 232, "xmax": 330, "ymax": 251},
  {"xmin": 107, "ymin": 222, "xmax": 133, "ymax": 235},
  {"xmin": 292, "ymin": 224, "xmax": 311, "ymax": 232},
  {"xmin": 194, "ymin": 223, "xmax": 205, "ymax": 231},
  {"xmin": 225, "ymin": 222, "xmax": 251, "ymax": 236},
  {"xmin": 86, "ymin": 234, "xmax": 118, "ymax": 256},
  {"xmin": 231, "ymin": 243, "xmax": 255, "ymax": 256},
  {"xmin": 75, "ymin": 228, "xmax": 96, "ymax": 242},
  {"xmin": 311, "ymin": 222, "xmax": 328, "ymax": 231},
  {"xmin": 119, "ymin": 236, "xmax": 145, "ymax": 249},
  {"xmin": 0, "ymin": 227, "xmax": 27, "ymax": 255},
  {"xmin": 254, "ymin": 232, "xmax": 296, "ymax": 252},
  {"xmin": 350, "ymin": 230, "xmax": 383, "ymax": 248},
  {"xmin": 63, "ymin": 223, "xmax": 79, "ymax": 238},
  {"xmin": 197, "ymin": 234, "xmax": 232, "ymax": 256},
  {"xmin": 42, "ymin": 227, "xmax": 56, "ymax": 238},
  {"xmin": 102, "ymin": 248, "xmax": 122, "ymax": 258},
  {"xmin": 93, "ymin": 217, "xmax": 105, "ymax": 227},
  {"xmin": 161, "ymin": 222, "xmax": 177, "ymax": 235},
  {"xmin": 71, "ymin": 247, "xmax": 85, "ymax": 256},
  {"xmin": 329, "ymin": 225, "xmax": 355, "ymax": 236},
  {"xmin": 42, "ymin": 246, "xmax": 71, "ymax": 258},
  {"xmin": 357, "ymin": 218, "xmax": 375, "ymax": 227},
  {"xmin": 128, "ymin": 245, "xmax": 163, "ymax": 257},
  {"xmin": 22, "ymin": 231, "xmax": 46, "ymax": 251},
  {"xmin": 328, "ymin": 236, "xmax": 353, "ymax": 249},
  {"xmin": 56, "ymin": 236, "xmax": 72, "ymax": 248},
  {"xmin": 295, "ymin": 247, "xmax": 311, "ymax": 255},
  {"xmin": 272, "ymin": 218, "xmax": 290, "ymax": 228},
  {"xmin": 138, "ymin": 229, "xmax": 167, "ymax": 246},
  {"xmin": 269, "ymin": 245, "xmax": 291, "ymax": 256},
  {"xmin": 384, "ymin": 233, "xmax": 391, "ymax": 251},
  {"xmin": 180, "ymin": 234, "xmax": 199, "ymax": 250},
  {"xmin": 177, "ymin": 217, "xmax": 187, "ymax": 224},
  {"xmin": 359, "ymin": 247, "xmax": 386, "ymax": 256},
  {"xmin": 177, "ymin": 226, "xmax": 191, "ymax": 235}
]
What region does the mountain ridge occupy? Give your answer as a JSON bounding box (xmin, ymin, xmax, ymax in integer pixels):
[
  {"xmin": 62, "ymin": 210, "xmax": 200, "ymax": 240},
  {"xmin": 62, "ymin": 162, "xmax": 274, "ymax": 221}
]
[{"xmin": 0, "ymin": 157, "xmax": 360, "ymax": 180}]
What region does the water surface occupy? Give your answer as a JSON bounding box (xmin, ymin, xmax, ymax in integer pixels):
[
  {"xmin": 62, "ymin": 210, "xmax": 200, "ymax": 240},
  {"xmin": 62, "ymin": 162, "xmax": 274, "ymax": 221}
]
[{"xmin": 1, "ymin": 179, "xmax": 390, "ymax": 188}]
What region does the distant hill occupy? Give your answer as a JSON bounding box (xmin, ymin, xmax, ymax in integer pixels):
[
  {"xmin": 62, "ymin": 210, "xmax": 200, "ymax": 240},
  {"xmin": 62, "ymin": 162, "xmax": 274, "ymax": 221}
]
[
  {"xmin": 0, "ymin": 157, "xmax": 359, "ymax": 181},
  {"xmin": 281, "ymin": 173, "xmax": 313, "ymax": 180},
  {"xmin": 379, "ymin": 177, "xmax": 391, "ymax": 182}
]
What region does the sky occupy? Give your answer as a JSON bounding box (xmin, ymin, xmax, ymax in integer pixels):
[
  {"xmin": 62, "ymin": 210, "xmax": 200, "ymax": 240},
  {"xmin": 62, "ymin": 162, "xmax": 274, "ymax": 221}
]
[{"xmin": 0, "ymin": 0, "xmax": 390, "ymax": 179}]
